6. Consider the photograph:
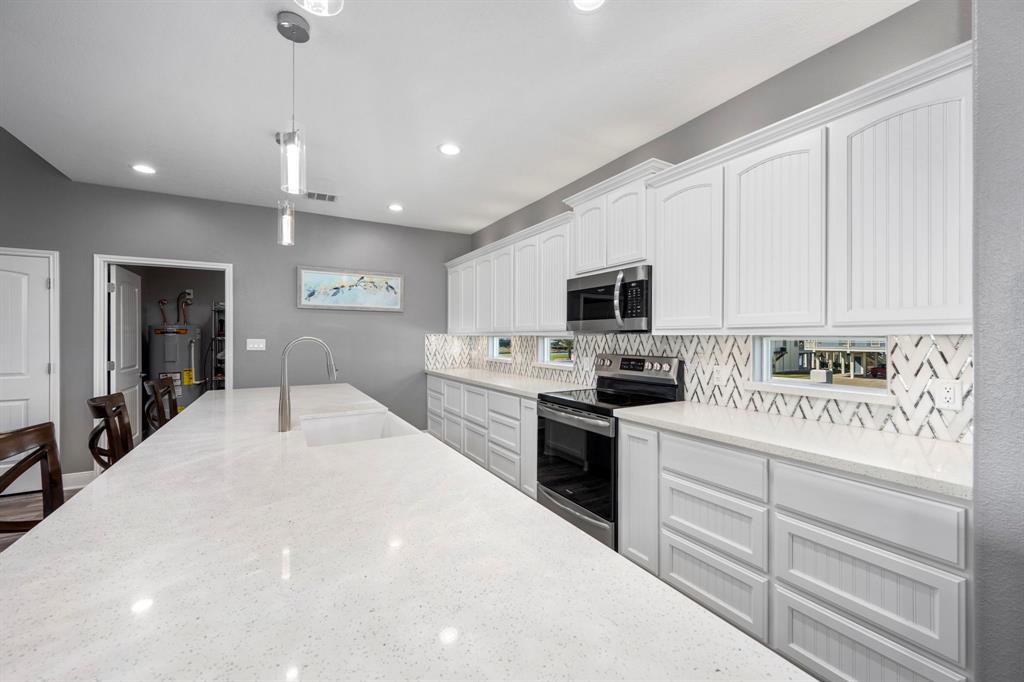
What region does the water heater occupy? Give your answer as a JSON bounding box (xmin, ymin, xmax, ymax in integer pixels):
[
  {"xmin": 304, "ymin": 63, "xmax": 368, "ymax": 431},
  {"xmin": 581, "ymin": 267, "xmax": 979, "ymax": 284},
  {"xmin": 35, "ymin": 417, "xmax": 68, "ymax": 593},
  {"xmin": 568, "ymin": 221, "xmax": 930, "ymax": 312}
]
[{"xmin": 148, "ymin": 325, "xmax": 204, "ymax": 409}]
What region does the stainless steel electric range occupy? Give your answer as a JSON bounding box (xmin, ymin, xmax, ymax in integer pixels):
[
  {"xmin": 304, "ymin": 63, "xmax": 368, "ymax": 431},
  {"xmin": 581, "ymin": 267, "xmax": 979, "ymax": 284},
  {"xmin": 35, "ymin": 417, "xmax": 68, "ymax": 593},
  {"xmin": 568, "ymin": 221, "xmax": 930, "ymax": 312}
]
[{"xmin": 536, "ymin": 353, "xmax": 683, "ymax": 548}]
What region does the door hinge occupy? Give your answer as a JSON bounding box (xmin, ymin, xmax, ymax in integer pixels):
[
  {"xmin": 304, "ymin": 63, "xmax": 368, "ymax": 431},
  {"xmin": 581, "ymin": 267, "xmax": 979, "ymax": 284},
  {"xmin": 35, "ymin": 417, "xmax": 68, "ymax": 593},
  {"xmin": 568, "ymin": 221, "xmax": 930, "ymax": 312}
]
[
  {"xmin": 46, "ymin": 277, "xmax": 52, "ymax": 290},
  {"xmin": 106, "ymin": 360, "xmax": 116, "ymax": 371},
  {"xmin": 46, "ymin": 362, "xmax": 52, "ymax": 374},
  {"xmin": 106, "ymin": 282, "xmax": 116, "ymax": 293}
]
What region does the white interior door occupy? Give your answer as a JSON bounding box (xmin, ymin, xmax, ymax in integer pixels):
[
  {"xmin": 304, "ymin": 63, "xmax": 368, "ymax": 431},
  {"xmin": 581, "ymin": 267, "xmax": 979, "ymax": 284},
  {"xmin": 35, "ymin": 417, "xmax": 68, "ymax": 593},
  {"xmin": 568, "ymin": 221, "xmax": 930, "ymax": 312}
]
[
  {"xmin": 108, "ymin": 265, "xmax": 142, "ymax": 446},
  {"xmin": 0, "ymin": 251, "xmax": 53, "ymax": 494}
]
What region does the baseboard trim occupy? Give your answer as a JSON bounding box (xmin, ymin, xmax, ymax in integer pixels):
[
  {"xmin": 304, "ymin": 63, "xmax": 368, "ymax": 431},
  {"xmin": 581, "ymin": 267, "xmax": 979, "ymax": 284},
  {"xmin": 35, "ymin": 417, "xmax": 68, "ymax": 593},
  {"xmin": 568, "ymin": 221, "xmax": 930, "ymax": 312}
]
[{"xmin": 63, "ymin": 470, "xmax": 96, "ymax": 491}]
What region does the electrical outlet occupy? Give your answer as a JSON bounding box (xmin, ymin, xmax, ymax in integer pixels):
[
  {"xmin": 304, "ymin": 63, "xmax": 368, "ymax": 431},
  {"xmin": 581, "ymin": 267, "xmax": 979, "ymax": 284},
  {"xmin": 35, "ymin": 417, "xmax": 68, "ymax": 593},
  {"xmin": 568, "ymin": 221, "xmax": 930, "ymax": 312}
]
[
  {"xmin": 246, "ymin": 338, "xmax": 266, "ymax": 351},
  {"xmin": 713, "ymin": 365, "xmax": 729, "ymax": 387},
  {"xmin": 933, "ymin": 379, "xmax": 963, "ymax": 411}
]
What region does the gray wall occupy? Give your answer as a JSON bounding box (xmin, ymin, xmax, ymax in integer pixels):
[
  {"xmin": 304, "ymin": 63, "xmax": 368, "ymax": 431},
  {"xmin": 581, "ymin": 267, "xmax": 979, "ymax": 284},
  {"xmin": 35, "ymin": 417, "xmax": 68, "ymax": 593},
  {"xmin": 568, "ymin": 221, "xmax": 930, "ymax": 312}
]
[
  {"xmin": 0, "ymin": 129, "xmax": 471, "ymax": 474},
  {"xmin": 125, "ymin": 265, "xmax": 225, "ymax": 339},
  {"xmin": 972, "ymin": 0, "xmax": 1024, "ymax": 678},
  {"xmin": 472, "ymin": 0, "xmax": 971, "ymax": 248}
]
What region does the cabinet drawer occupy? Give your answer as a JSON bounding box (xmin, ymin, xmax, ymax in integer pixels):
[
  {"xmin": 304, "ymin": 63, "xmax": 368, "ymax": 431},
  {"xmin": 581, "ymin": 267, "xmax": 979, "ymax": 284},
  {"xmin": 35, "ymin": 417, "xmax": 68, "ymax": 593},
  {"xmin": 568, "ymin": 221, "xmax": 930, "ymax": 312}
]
[
  {"xmin": 660, "ymin": 432, "xmax": 767, "ymax": 501},
  {"xmin": 774, "ymin": 463, "xmax": 966, "ymax": 567},
  {"xmin": 487, "ymin": 441, "xmax": 520, "ymax": 487},
  {"xmin": 660, "ymin": 529, "xmax": 768, "ymax": 641},
  {"xmin": 427, "ymin": 375, "xmax": 444, "ymax": 394},
  {"xmin": 427, "ymin": 411, "xmax": 443, "ymax": 439},
  {"xmin": 488, "ymin": 412, "xmax": 520, "ymax": 452},
  {"xmin": 774, "ymin": 514, "xmax": 965, "ymax": 664},
  {"xmin": 487, "ymin": 390, "xmax": 520, "ymax": 420},
  {"xmin": 442, "ymin": 414, "xmax": 462, "ymax": 451},
  {"xmin": 462, "ymin": 385, "xmax": 488, "ymax": 426},
  {"xmin": 427, "ymin": 390, "xmax": 444, "ymax": 416},
  {"xmin": 443, "ymin": 381, "xmax": 463, "ymax": 415},
  {"xmin": 661, "ymin": 472, "xmax": 767, "ymax": 570},
  {"xmin": 773, "ymin": 586, "xmax": 965, "ymax": 682},
  {"xmin": 462, "ymin": 421, "xmax": 487, "ymax": 467}
]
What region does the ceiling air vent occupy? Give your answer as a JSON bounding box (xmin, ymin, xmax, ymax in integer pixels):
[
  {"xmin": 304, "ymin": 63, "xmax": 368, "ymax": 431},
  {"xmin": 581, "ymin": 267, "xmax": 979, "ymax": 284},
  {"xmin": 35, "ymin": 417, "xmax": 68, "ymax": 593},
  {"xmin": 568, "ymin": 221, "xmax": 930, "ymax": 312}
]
[{"xmin": 305, "ymin": 192, "xmax": 337, "ymax": 202}]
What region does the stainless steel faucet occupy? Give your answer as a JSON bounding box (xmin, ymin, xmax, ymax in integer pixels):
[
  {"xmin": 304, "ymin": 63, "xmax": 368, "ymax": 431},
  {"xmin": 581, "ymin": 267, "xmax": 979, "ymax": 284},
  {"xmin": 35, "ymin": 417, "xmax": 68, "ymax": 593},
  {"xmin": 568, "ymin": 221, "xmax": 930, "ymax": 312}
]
[{"xmin": 279, "ymin": 336, "xmax": 338, "ymax": 432}]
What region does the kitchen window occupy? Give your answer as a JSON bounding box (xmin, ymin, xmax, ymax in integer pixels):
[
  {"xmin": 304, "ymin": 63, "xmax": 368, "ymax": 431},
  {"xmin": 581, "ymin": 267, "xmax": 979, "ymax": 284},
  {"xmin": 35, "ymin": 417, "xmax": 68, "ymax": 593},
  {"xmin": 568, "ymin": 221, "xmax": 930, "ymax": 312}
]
[
  {"xmin": 488, "ymin": 336, "xmax": 512, "ymax": 362},
  {"xmin": 538, "ymin": 337, "xmax": 574, "ymax": 368},
  {"xmin": 753, "ymin": 337, "xmax": 890, "ymax": 400}
]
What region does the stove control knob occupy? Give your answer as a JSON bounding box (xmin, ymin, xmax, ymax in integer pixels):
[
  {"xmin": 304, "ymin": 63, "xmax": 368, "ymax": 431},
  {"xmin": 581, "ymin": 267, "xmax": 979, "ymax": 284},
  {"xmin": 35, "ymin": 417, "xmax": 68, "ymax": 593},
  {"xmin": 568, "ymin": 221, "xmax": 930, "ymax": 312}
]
[
  {"xmin": 662, "ymin": 362, "xmax": 673, "ymax": 372},
  {"xmin": 644, "ymin": 361, "xmax": 653, "ymax": 370}
]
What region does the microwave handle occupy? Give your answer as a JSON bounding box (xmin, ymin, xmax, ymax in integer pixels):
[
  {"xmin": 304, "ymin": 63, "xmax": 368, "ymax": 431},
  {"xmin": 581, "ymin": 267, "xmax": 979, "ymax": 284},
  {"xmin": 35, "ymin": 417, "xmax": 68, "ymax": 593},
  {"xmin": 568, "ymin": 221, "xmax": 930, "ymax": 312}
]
[{"xmin": 613, "ymin": 270, "xmax": 624, "ymax": 327}]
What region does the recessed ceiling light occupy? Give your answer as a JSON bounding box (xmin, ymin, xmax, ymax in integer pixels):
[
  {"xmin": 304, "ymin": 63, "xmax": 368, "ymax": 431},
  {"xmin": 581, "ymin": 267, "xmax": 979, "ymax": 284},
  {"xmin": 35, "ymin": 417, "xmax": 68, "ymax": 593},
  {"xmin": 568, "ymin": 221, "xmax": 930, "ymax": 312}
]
[
  {"xmin": 388, "ymin": 203, "xmax": 404, "ymax": 213},
  {"xmin": 132, "ymin": 163, "xmax": 156, "ymax": 175},
  {"xmin": 438, "ymin": 142, "xmax": 461, "ymax": 156},
  {"xmin": 572, "ymin": 0, "xmax": 606, "ymax": 12}
]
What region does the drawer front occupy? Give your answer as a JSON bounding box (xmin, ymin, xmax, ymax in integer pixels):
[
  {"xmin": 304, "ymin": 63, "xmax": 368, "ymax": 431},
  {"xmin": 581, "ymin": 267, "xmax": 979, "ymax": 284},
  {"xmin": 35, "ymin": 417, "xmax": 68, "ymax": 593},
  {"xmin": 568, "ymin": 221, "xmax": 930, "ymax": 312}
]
[
  {"xmin": 427, "ymin": 390, "xmax": 444, "ymax": 416},
  {"xmin": 427, "ymin": 375, "xmax": 444, "ymax": 394},
  {"xmin": 488, "ymin": 390, "xmax": 521, "ymax": 420},
  {"xmin": 462, "ymin": 385, "xmax": 488, "ymax": 426},
  {"xmin": 443, "ymin": 381, "xmax": 463, "ymax": 415},
  {"xmin": 462, "ymin": 421, "xmax": 487, "ymax": 467},
  {"xmin": 661, "ymin": 472, "xmax": 768, "ymax": 570},
  {"xmin": 427, "ymin": 412, "xmax": 443, "ymax": 439},
  {"xmin": 442, "ymin": 414, "xmax": 463, "ymax": 451},
  {"xmin": 773, "ymin": 586, "xmax": 965, "ymax": 682},
  {"xmin": 773, "ymin": 514, "xmax": 965, "ymax": 664},
  {"xmin": 660, "ymin": 432, "xmax": 767, "ymax": 501},
  {"xmin": 488, "ymin": 441, "xmax": 520, "ymax": 487},
  {"xmin": 488, "ymin": 412, "xmax": 521, "ymax": 452},
  {"xmin": 660, "ymin": 529, "xmax": 768, "ymax": 641},
  {"xmin": 774, "ymin": 463, "xmax": 966, "ymax": 567}
]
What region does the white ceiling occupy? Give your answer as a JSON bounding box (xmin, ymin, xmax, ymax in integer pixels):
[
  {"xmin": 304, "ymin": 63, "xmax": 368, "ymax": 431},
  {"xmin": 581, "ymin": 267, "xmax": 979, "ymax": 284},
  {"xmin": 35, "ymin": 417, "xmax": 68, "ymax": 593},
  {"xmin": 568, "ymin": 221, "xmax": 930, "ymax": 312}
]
[{"xmin": 0, "ymin": 0, "xmax": 914, "ymax": 233}]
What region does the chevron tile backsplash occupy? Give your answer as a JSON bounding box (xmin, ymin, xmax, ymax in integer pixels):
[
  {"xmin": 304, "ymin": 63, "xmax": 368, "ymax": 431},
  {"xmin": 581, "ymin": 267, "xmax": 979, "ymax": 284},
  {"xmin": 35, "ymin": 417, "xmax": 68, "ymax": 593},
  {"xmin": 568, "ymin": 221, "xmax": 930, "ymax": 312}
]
[{"xmin": 425, "ymin": 333, "xmax": 973, "ymax": 443}]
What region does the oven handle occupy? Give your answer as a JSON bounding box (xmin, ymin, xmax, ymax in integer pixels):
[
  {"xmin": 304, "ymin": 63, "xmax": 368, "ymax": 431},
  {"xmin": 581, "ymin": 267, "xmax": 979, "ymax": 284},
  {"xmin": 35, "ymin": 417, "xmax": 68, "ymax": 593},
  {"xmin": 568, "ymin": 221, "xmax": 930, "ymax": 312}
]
[
  {"xmin": 613, "ymin": 270, "xmax": 624, "ymax": 328},
  {"xmin": 539, "ymin": 487, "xmax": 613, "ymax": 532},
  {"xmin": 538, "ymin": 403, "xmax": 616, "ymax": 437}
]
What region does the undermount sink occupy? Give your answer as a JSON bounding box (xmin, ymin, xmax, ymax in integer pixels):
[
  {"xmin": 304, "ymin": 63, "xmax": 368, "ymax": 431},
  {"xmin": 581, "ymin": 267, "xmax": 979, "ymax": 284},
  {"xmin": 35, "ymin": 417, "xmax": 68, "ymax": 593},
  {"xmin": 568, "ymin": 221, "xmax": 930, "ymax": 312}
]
[{"xmin": 300, "ymin": 407, "xmax": 420, "ymax": 447}]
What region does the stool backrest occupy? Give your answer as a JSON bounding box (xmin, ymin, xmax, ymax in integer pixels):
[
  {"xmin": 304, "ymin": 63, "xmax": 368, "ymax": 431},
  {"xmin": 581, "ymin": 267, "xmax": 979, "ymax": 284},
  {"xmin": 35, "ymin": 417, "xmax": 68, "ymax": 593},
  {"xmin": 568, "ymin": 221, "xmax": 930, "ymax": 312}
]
[
  {"xmin": 143, "ymin": 376, "xmax": 179, "ymax": 431},
  {"xmin": 87, "ymin": 393, "xmax": 135, "ymax": 470},
  {"xmin": 0, "ymin": 422, "xmax": 64, "ymax": 532}
]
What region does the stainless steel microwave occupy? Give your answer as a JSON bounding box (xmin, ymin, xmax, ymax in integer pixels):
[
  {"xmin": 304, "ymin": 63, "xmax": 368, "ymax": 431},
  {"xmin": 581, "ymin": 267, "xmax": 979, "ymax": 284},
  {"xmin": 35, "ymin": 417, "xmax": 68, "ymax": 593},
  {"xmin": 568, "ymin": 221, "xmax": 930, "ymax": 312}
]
[{"xmin": 566, "ymin": 265, "xmax": 651, "ymax": 333}]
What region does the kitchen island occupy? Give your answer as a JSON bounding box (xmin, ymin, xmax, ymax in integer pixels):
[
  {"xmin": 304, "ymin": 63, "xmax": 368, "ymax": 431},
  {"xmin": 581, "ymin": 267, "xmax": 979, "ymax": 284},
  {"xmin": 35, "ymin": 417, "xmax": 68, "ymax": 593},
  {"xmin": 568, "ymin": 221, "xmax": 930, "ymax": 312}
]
[{"xmin": 0, "ymin": 384, "xmax": 809, "ymax": 681}]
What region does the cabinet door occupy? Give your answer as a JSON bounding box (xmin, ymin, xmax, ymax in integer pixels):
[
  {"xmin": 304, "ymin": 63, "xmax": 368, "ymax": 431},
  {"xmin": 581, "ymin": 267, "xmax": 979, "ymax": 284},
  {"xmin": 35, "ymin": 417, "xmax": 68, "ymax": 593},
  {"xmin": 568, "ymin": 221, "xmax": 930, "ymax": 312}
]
[
  {"xmin": 446, "ymin": 267, "xmax": 460, "ymax": 334},
  {"xmin": 458, "ymin": 262, "xmax": 476, "ymax": 334},
  {"xmin": 829, "ymin": 69, "xmax": 972, "ymax": 328},
  {"xmin": 572, "ymin": 196, "xmax": 606, "ymax": 274},
  {"xmin": 474, "ymin": 255, "xmax": 493, "ymax": 334},
  {"xmin": 537, "ymin": 224, "xmax": 569, "ymax": 331},
  {"xmin": 491, "ymin": 245, "xmax": 514, "ymax": 333},
  {"xmin": 427, "ymin": 411, "xmax": 443, "ymax": 440},
  {"xmin": 653, "ymin": 166, "xmax": 724, "ymax": 331},
  {"xmin": 462, "ymin": 421, "xmax": 487, "ymax": 467},
  {"xmin": 725, "ymin": 127, "xmax": 826, "ymax": 327},
  {"xmin": 618, "ymin": 423, "xmax": 659, "ymax": 574},
  {"xmin": 513, "ymin": 237, "xmax": 539, "ymax": 332},
  {"xmin": 605, "ymin": 180, "xmax": 647, "ymax": 266},
  {"xmin": 519, "ymin": 399, "xmax": 538, "ymax": 499}
]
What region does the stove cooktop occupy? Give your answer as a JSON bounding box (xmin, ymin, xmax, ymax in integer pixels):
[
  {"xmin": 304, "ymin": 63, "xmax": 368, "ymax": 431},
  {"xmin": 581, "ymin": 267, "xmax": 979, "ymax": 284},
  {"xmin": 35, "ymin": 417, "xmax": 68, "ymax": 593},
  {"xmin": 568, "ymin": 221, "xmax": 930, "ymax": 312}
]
[{"xmin": 538, "ymin": 388, "xmax": 676, "ymax": 417}]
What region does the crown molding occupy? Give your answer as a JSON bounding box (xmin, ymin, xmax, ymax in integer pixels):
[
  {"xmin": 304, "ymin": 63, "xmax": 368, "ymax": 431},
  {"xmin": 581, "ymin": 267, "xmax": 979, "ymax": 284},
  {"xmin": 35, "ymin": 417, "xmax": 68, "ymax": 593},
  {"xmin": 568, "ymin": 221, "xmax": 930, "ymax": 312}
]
[
  {"xmin": 562, "ymin": 158, "xmax": 673, "ymax": 207},
  {"xmin": 647, "ymin": 41, "xmax": 973, "ymax": 189},
  {"xmin": 446, "ymin": 211, "xmax": 574, "ymax": 267}
]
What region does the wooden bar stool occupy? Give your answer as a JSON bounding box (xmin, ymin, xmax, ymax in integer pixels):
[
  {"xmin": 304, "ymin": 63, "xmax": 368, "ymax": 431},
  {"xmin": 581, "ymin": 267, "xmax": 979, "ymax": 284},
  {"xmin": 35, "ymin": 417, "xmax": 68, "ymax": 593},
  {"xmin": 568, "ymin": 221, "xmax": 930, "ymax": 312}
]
[
  {"xmin": 143, "ymin": 376, "xmax": 179, "ymax": 432},
  {"xmin": 0, "ymin": 422, "xmax": 65, "ymax": 533},
  {"xmin": 87, "ymin": 393, "xmax": 135, "ymax": 470}
]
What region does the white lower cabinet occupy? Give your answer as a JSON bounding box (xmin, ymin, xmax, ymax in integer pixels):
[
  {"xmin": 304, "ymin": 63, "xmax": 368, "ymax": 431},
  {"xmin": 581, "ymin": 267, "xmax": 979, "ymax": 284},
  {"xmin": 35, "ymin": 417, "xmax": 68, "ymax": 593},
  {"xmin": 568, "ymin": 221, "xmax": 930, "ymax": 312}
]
[
  {"xmin": 427, "ymin": 411, "xmax": 443, "ymax": 439},
  {"xmin": 462, "ymin": 421, "xmax": 488, "ymax": 467},
  {"xmin": 442, "ymin": 414, "xmax": 462, "ymax": 451},
  {"xmin": 487, "ymin": 441, "xmax": 520, "ymax": 487},
  {"xmin": 519, "ymin": 399, "xmax": 538, "ymax": 498},
  {"xmin": 617, "ymin": 423, "xmax": 659, "ymax": 574}
]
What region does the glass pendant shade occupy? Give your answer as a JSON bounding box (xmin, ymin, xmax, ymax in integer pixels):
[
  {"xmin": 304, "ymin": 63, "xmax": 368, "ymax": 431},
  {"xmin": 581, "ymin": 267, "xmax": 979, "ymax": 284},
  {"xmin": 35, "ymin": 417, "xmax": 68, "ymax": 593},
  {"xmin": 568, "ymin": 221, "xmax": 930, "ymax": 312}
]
[
  {"xmin": 294, "ymin": 0, "xmax": 344, "ymax": 17},
  {"xmin": 278, "ymin": 200, "xmax": 296, "ymax": 246},
  {"xmin": 279, "ymin": 126, "xmax": 307, "ymax": 195}
]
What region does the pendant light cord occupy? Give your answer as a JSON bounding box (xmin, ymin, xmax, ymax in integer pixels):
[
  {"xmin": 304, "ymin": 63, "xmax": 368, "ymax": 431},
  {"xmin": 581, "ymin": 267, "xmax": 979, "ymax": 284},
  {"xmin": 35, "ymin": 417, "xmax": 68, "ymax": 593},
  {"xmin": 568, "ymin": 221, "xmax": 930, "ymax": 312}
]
[{"xmin": 291, "ymin": 40, "xmax": 296, "ymax": 134}]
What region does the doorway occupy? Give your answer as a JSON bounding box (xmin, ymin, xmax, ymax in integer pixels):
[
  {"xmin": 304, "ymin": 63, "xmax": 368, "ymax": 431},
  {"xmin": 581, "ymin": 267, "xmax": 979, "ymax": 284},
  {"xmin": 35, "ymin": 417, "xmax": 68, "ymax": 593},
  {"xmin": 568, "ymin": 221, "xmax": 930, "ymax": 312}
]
[{"xmin": 93, "ymin": 255, "xmax": 232, "ymax": 458}]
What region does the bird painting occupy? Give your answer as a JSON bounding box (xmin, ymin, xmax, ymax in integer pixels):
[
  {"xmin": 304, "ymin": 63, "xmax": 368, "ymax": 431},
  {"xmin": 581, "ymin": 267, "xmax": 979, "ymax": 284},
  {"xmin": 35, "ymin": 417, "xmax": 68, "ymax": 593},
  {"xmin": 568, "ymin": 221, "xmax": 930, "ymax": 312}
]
[{"xmin": 299, "ymin": 268, "xmax": 403, "ymax": 311}]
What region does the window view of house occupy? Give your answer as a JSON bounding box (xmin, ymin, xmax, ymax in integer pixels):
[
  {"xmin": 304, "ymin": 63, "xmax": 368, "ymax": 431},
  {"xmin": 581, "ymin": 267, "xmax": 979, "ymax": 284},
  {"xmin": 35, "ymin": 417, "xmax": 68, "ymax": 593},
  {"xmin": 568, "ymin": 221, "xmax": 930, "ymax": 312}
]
[{"xmin": 764, "ymin": 337, "xmax": 887, "ymax": 390}]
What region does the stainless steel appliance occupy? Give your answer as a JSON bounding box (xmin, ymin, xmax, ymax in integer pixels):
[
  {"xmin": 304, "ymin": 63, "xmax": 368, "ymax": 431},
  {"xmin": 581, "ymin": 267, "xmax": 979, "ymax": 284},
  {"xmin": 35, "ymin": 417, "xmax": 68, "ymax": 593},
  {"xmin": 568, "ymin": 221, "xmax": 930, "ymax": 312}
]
[
  {"xmin": 536, "ymin": 353, "xmax": 682, "ymax": 548},
  {"xmin": 566, "ymin": 265, "xmax": 652, "ymax": 333}
]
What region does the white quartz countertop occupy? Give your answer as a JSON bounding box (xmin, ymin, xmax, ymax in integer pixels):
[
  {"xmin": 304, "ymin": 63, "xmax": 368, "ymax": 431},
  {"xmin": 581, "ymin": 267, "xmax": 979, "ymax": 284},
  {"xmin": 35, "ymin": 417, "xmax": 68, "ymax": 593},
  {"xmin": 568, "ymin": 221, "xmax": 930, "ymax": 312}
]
[
  {"xmin": 616, "ymin": 401, "xmax": 973, "ymax": 499},
  {"xmin": 0, "ymin": 384, "xmax": 808, "ymax": 681},
  {"xmin": 426, "ymin": 367, "xmax": 588, "ymax": 398}
]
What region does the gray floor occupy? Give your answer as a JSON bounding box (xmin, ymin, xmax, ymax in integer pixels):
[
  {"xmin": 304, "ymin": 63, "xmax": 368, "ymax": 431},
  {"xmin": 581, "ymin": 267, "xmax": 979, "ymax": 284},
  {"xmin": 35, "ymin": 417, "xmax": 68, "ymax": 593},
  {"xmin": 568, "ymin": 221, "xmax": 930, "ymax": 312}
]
[{"xmin": 0, "ymin": 489, "xmax": 77, "ymax": 553}]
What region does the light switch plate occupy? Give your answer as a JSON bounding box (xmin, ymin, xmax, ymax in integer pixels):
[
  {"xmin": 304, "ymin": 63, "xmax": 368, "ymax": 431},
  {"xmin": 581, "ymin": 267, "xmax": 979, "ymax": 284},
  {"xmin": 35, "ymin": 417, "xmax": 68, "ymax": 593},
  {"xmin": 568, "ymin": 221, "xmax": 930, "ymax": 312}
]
[
  {"xmin": 932, "ymin": 379, "xmax": 963, "ymax": 411},
  {"xmin": 246, "ymin": 338, "xmax": 266, "ymax": 351},
  {"xmin": 713, "ymin": 365, "xmax": 729, "ymax": 387}
]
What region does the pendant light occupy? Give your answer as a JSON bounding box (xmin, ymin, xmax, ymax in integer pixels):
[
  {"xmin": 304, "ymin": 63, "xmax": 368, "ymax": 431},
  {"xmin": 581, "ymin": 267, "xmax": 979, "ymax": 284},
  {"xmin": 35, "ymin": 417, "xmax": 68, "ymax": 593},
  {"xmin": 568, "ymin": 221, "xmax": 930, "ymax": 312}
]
[
  {"xmin": 276, "ymin": 11, "xmax": 309, "ymax": 196},
  {"xmin": 278, "ymin": 200, "xmax": 296, "ymax": 246},
  {"xmin": 294, "ymin": 0, "xmax": 344, "ymax": 17}
]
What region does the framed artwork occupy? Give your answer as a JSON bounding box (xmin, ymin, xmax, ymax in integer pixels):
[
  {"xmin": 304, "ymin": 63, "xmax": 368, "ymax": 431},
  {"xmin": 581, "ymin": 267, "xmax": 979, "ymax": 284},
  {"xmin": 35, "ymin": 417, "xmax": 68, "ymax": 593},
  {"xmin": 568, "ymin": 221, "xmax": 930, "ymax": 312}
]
[{"xmin": 297, "ymin": 266, "xmax": 403, "ymax": 312}]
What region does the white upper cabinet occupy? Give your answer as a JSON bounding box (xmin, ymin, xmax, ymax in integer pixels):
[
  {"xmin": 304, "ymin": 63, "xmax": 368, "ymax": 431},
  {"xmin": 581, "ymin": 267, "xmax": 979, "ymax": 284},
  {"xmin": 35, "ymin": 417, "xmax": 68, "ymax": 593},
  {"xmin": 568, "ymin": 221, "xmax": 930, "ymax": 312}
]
[
  {"xmin": 828, "ymin": 68, "xmax": 972, "ymax": 330},
  {"xmin": 491, "ymin": 245, "xmax": 514, "ymax": 333},
  {"xmin": 725, "ymin": 128, "xmax": 826, "ymax": 328},
  {"xmin": 474, "ymin": 254, "xmax": 494, "ymax": 334},
  {"xmin": 457, "ymin": 261, "xmax": 476, "ymax": 334},
  {"xmin": 513, "ymin": 237, "xmax": 539, "ymax": 332},
  {"xmin": 605, "ymin": 180, "xmax": 648, "ymax": 266},
  {"xmin": 446, "ymin": 266, "xmax": 460, "ymax": 333},
  {"xmin": 572, "ymin": 197, "xmax": 605, "ymax": 274},
  {"xmin": 652, "ymin": 165, "xmax": 724, "ymax": 332},
  {"xmin": 537, "ymin": 221, "xmax": 570, "ymax": 331}
]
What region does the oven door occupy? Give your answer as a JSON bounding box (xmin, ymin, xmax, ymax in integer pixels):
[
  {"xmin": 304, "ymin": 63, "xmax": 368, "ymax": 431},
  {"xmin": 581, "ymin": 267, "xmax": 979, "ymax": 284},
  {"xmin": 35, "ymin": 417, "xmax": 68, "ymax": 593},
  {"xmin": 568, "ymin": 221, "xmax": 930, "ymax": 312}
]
[
  {"xmin": 536, "ymin": 402, "xmax": 617, "ymax": 546},
  {"xmin": 566, "ymin": 266, "xmax": 651, "ymax": 333}
]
